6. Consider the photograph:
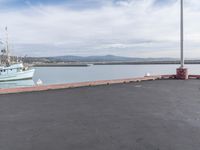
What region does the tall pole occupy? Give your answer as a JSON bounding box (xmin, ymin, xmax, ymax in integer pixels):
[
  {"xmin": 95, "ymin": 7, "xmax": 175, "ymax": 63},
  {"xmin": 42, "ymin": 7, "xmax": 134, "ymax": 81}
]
[
  {"xmin": 180, "ymin": 0, "xmax": 184, "ymax": 68},
  {"xmin": 176, "ymin": 0, "xmax": 188, "ymax": 80},
  {"xmin": 5, "ymin": 27, "xmax": 10, "ymax": 66}
]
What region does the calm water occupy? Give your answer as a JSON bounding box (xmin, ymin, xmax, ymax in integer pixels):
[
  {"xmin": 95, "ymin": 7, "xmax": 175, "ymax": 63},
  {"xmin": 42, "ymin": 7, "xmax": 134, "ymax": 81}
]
[{"xmin": 1, "ymin": 64, "xmax": 200, "ymax": 89}]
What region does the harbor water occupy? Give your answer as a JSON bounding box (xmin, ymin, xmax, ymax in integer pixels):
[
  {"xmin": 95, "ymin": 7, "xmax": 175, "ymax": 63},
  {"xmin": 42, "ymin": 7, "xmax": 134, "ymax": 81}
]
[{"xmin": 0, "ymin": 64, "xmax": 200, "ymax": 89}]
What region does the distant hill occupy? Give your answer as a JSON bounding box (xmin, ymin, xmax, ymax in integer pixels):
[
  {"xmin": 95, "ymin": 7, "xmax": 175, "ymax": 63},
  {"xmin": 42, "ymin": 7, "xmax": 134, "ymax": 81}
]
[
  {"xmin": 46, "ymin": 55, "xmax": 178, "ymax": 62},
  {"xmin": 21, "ymin": 55, "xmax": 200, "ymax": 65}
]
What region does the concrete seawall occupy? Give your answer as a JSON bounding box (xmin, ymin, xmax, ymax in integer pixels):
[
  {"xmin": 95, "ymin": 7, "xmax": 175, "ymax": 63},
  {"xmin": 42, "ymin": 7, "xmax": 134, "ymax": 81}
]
[
  {"xmin": 0, "ymin": 74, "xmax": 200, "ymax": 94},
  {"xmin": 0, "ymin": 76, "xmax": 162, "ymax": 94}
]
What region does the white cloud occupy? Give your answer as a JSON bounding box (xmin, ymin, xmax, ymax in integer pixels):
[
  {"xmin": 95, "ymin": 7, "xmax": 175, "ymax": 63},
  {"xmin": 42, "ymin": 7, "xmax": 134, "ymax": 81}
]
[{"xmin": 0, "ymin": 0, "xmax": 200, "ymax": 58}]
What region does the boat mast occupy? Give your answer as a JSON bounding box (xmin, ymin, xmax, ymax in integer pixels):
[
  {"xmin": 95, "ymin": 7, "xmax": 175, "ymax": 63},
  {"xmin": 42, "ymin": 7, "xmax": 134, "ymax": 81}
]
[
  {"xmin": 5, "ymin": 27, "xmax": 10, "ymax": 66},
  {"xmin": 180, "ymin": 0, "xmax": 184, "ymax": 68}
]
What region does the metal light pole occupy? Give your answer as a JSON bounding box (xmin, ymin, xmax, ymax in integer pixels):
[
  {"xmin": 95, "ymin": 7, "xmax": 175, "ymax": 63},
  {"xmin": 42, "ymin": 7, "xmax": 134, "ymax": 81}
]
[
  {"xmin": 176, "ymin": 0, "xmax": 188, "ymax": 79},
  {"xmin": 180, "ymin": 0, "xmax": 184, "ymax": 68}
]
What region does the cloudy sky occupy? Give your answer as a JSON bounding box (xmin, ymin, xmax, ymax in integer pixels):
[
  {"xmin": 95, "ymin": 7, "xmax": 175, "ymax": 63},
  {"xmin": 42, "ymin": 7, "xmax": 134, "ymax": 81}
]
[{"xmin": 0, "ymin": 0, "xmax": 199, "ymax": 58}]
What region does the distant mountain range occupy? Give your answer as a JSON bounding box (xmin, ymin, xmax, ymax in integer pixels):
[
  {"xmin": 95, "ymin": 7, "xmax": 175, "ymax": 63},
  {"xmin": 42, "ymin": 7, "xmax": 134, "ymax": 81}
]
[
  {"xmin": 46, "ymin": 55, "xmax": 178, "ymax": 62},
  {"xmin": 22, "ymin": 55, "xmax": 200, "ymax": 65}
]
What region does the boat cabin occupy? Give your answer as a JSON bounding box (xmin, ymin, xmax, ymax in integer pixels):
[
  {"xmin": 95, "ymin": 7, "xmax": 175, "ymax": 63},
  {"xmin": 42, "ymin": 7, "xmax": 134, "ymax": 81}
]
[{"xmin": 0, "ymin": 64, "xmax": 24, "ymax": 75}]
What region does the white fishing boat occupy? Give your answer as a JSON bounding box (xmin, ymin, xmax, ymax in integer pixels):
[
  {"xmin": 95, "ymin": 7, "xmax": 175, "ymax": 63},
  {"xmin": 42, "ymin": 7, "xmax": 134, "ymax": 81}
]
[{"xmin": 0, "ymin": 27, "xmax": 35, "ymax": 82}]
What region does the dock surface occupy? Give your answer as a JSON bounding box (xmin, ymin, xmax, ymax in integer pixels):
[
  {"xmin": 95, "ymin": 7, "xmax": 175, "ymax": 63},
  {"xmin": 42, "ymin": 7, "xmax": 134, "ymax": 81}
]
[{"xmin": 1, "ymin": 79, "xmax": 200, "ymax": 150}]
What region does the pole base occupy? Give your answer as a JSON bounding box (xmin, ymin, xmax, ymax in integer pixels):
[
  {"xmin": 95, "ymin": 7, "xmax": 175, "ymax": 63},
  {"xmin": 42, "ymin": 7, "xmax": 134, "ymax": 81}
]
[{"xmin": 176, "ymin": 68, "xmax": 188, "ymax": 80}]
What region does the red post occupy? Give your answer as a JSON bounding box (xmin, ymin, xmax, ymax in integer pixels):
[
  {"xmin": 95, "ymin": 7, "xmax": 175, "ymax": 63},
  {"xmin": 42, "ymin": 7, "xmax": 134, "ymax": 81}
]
[{"xmin": 176, "ymin": 68, "xmax": 188, "ymax": 80}]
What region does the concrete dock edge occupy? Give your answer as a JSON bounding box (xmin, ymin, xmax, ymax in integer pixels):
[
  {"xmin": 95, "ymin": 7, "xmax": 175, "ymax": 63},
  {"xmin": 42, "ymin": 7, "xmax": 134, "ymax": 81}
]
[
  {"xmin": 0, "ymin": 76, "xmax": 162, "ymax": 94},
  {"xmin": 0, "ymin": 74, "xmax": 199, "ymax": 94}
]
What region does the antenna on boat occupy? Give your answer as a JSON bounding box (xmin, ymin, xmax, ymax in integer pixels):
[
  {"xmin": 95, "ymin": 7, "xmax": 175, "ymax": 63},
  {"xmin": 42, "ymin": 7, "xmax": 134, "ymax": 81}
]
[{"xmin": 176, "ymin": 0, "xmax": 188, "ymax": 79}]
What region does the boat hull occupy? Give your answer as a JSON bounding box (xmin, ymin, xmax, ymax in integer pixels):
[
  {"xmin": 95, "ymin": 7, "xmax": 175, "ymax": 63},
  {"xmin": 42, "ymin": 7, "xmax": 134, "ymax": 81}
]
[{"xmin": 0, "ymin": 69, "xmax": 35, "ymax": 82}]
